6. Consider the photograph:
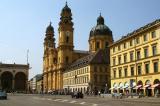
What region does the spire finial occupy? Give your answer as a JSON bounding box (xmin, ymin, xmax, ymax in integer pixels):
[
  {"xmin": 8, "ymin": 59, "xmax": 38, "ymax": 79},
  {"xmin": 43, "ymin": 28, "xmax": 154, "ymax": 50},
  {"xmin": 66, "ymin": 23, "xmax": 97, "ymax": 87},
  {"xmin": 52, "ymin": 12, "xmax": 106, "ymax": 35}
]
[
  {"xmin": 66, "ymin": 1, "xmax": 68, "ymax": 6},
  {"xmin": 100, "ymin": 12, "xmax": 102, "ymax": 17},
  {"xmin": 49, "ymin": 21, "xmax": 52, "ymax": 26}
]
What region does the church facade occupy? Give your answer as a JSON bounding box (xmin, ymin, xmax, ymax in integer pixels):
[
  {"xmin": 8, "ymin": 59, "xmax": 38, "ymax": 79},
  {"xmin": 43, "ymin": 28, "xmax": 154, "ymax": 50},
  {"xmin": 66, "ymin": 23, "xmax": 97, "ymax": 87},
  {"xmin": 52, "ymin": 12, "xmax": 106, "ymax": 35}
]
[{"xmin": 42, "ymin": 3, "xmax": 113, "ymax": 93}]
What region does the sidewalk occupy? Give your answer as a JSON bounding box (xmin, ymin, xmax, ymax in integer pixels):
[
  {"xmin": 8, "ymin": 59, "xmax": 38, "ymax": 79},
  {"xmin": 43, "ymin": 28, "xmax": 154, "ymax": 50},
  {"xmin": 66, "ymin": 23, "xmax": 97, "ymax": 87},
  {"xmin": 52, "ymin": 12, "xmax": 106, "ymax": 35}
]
[{"xmin": 112, "ymin": 96, "xmax": 160, "ymax": 104}]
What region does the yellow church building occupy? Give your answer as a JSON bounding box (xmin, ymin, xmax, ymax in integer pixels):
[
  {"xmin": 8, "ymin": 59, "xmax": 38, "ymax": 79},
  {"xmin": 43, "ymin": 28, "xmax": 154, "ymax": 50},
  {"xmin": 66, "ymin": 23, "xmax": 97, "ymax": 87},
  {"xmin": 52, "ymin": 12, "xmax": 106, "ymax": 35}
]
[{"xmin": 42, "ymin": 2, "xmax": 113, "ymax": 94}]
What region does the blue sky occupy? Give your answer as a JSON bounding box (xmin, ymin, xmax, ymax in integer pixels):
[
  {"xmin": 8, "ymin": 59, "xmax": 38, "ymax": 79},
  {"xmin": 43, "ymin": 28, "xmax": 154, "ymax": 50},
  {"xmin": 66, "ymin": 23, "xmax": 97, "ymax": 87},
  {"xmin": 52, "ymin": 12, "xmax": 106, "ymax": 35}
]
[{"xmin": 0, "ymin": 0, "xmax": 160, "ymax": 79}]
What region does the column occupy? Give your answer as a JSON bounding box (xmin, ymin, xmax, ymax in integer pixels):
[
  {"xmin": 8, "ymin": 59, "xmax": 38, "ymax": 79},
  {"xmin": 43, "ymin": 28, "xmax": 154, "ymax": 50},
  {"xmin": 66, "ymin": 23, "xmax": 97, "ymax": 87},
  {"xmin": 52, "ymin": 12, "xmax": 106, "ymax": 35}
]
[
  {"xmin": 0, "ymin": 76, "xmax": 1, "ymax": 89},
  {"xmin": 12, "ymin": 77, "xmax": 15, "ymax": 90},
  {"xmin": 152, "ymin": 88, "xmax": 154, "ymax": 97},
  {"xmin": 51, "ymin": 72, "xmax": 52, "ymax": 90}
]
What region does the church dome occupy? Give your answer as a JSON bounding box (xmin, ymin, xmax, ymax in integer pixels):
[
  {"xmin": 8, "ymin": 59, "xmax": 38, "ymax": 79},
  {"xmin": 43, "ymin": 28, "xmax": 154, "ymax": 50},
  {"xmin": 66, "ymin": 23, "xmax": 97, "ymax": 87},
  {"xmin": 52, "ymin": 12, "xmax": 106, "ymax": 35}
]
[
  {"xmin": 89, "ymin": 14, "xmax": 112, "ymax": 37},
  {"xmin": 62, "ymin": 2, "xmax": 71, "ymax": 13},
  {"xmin": 46, "ymin": 22, "xmax": 54, "ymax": 33},
  {"xmin": 61, "ymin": 2, "xmax": 72, "ymax": 16}
]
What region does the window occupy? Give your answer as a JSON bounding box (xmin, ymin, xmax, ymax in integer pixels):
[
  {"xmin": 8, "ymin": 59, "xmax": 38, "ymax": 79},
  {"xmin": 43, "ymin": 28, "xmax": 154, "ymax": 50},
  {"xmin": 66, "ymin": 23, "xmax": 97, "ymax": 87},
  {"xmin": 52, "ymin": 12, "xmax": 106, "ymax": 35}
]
[
  {"xmin": 66, "ymin": 56, "xmax": 69, "ymax": 63},
  {"xmin": 144, "ymin": 48, "xmax": 148, "ymax": 58},
  {"xmin": 99, "ymin": 67, "xmax": 102, "ymax": 72},
  {"xmin": 118, "ymin": 56, "xmax": 121, "ymax": 64},
  {"xmin": 113, "ymin": 47, "xmax": 115, "ymax": 53},
  {"xmin": 124, "ymin": 54, "xmax": 127, "ymax": 63},
  {"xmin": 118, "ymin": 45, "xmax": 121, "ymax": 51},
  {"xmin": 119, "ymin": 69, "xmax": 122, "ymax": 78},
  {"xmin": 136, "ymin": 37, "xmax": 140, "ymax": 44},
  {"xmin": 137, "ymin": 51, "xmax": 141, "ymax": 60},
  {"xmin": 113, "ymin": 58, "xmax": 116, "ymax": 66},
  {"xmin": 131, "ymin": 67, "xmax": 134, "ymax": 76},
  {"xmin": 124, "ymin": 68, "xmax": 127, "ymax": 77},
  {"xmin": 113, "ymin": 70, "xmax": 116, "ymax": 78},
  {"xmin": 145, "ymin": 64, "xmax": 149, "ymax": 74},
  {"xmin": 124, "ymin": 43, "xmax": 126, "ymax": 49},
  {"xmin": 152, "ymin": 45, "xmax": 157, "ymax": 56},
  {"xmin": 53, "ymin": 58, "xmax": 57, "ymax": 63},
  {"xmin": 130, "ymin": 52, "xmax": 134, "ymax": 61},
  {"xmin": 151, "ymin": 31, "xmax": 156, "ymax": 38},
  {"xmin": 96, "ymin": 42, "xmax": 100, "ymax": 49},
  {"xmin": 154, "ymin": 62, "xmax": 158, "ymax": 73},
  {"xmin": 105, "ymin": 42, "xmax": 109, "ymax": 48},
  {"xmin": 66, "ymin": 36, "xmax": 69, "ymax": 43},
  {"xmin": 94, "ymin": 74, "xmax": 97, "ymax": 82},
  {"xmin": 94, "ymin": 66, "xmax": 97, "ymax": 72},
  {"xmin": 138, "ymin": 66, "xmax": 141, "ymax": 75},
  {"xmin": 130, "ymin": 40, "xmax": 133, "ymax": 46},
  {"xmin": 143, "ymin": 34, "xmax": 147, "ymax": 41}
]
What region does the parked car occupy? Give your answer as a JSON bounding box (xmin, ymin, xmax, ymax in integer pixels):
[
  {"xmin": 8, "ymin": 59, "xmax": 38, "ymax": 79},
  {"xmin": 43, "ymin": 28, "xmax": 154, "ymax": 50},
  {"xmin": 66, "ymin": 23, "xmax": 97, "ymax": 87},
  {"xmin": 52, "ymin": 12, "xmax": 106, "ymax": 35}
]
[
  {"xmin": 0, "ymin": 90, "xmax": 7, "ymax": 100},
  {"xmin": 71, "ymin": 91, "xmax": 83, "ymax": 99}
]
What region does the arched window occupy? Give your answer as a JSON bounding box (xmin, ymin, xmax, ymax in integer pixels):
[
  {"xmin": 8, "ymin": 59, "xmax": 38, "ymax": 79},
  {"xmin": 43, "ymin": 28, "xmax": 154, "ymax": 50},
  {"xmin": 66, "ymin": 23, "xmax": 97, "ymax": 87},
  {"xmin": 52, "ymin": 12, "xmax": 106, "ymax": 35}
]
[
  {"xmin": 105, "ymin": 42, "xmax": 109, "ymax": 48},
  {"xmin": 53, "ymin": 58, "xmax": 57, "ymax": 63},
  {"xmin": 66, "ymin": 56, "xmax": 69, "ymax": 63},
  {"xmin": 66, "ymin": 36, "xmax": 69, "ymax": 43},
  {"xmin": 96, "ymin": 42, "xmax": 100, "ymax": 49}
]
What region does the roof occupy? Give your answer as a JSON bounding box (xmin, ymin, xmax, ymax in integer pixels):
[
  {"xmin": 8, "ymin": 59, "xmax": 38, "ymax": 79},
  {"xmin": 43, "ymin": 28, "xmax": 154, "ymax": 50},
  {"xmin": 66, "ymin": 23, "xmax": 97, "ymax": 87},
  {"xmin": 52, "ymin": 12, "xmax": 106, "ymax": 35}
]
[
  {"xmin": 35, "ymin": 74, "xmax": 43, "ymax": 81},
  {"xmin": 110, "ymin": 19, "xmax": 160, "ymax": 47},
  {"xmin": 0, "ymin": 63, "xmax": 29, "ymax": 69},
  {"xmin": 66, "ymin": 49, "xmax": 110, "ymax": 71},
  {"xmin": 74, "ymin": 50, "xmax": 90, "ymax": 54}
]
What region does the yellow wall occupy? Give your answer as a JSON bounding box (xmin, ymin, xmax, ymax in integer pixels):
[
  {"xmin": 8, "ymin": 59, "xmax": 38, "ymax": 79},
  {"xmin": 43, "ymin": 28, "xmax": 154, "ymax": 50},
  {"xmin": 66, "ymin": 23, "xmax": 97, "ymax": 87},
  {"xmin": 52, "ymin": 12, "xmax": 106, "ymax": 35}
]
[{"xmin": 110, "ymin": 22, "xmax": 160, "ymax": 92}]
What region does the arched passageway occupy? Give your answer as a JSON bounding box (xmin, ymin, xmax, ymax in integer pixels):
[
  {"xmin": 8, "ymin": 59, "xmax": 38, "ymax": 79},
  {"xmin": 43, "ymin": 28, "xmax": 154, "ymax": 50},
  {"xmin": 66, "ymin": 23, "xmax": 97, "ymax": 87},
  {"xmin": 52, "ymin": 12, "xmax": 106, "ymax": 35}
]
[
  {"xmin": 1, "ymin": 71, "xmax": 13, "ymax": 91},
  {"xmin": 15, "ymin": 72, "xmax": 26, "ymax": 91}
]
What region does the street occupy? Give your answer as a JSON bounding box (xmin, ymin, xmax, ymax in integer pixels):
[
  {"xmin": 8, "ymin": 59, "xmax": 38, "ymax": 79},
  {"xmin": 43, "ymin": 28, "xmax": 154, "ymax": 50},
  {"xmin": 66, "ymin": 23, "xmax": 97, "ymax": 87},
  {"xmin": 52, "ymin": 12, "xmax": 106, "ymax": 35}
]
[{"xmin": 0, "ymin": 94, "xmax": 160, "ymax": 106}]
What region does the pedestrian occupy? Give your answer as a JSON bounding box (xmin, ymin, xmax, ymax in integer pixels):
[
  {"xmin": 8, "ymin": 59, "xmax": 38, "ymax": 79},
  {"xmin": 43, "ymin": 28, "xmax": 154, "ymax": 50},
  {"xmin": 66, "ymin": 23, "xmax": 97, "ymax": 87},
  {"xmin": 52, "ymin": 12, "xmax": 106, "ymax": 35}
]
[{"xmin": 98, "ymin": 91, "xmax": 101, "ymax": 97}]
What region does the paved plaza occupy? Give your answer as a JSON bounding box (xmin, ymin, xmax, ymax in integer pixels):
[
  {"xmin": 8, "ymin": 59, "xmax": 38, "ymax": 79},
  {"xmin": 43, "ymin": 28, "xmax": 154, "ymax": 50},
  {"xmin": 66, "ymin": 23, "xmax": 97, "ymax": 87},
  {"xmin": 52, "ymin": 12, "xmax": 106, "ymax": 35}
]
[{"xmin": 0, "ymin": 94, "xmax": 160, "ymax": 106}]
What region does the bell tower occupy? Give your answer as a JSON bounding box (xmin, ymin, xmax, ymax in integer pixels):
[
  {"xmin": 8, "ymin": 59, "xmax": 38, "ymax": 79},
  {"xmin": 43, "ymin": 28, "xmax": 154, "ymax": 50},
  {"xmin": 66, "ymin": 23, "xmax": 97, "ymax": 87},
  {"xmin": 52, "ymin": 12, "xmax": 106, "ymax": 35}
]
[
  {"xmin": 43, "ymin": 22, "xmax": 57, "ymax": 92},
  {"xmin": 57, "ymin": 2, "xmax": 74, "ymax": 90}
]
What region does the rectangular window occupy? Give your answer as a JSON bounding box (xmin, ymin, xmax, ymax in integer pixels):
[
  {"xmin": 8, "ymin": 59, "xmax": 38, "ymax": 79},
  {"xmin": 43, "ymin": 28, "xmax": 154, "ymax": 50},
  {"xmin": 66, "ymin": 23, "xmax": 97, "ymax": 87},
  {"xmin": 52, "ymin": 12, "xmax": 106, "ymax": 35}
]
[
  {"xmin": 143, "ymin": 34, "xmax": 147, "ymax": 41},
  {"xmin": 137, "ymin": 51, "xmax": 141, "ymax": 60},
  {"xmin": 94, "ymin": 74, "xmax": 97, "ymax": 83},
  {"xmin": 96, "ymin": 42, "xmax": 100, "ymax": 49},
  {"xmin": 131, "ymin": 67, "xmax": 134, "ymax": 76},
  {"xmin": 154, "ymin": 62, "xmax": 158, "ymax": 73},
  {"xmin": 113, "ymin": 70, "xmax": 116, "ymax": 78},
  {"xmin": 138, "ymin": 66, "xmax": 141, "ymax": 75},
  {"xmin": 113, "ymin": 47, "xmax": 115, "ymax": 53},
  {"xmin": 136, "ymin": 37, "xmax": 140, "ymax": 44},
  {"xmin": 94, "ymin": 66, "xmax": 97, "ymax": 72},
  {"xmin": 152, "ymin": 45, "xmax": 157, "ymax": 56},
  {"xmin": 119, "ymin": 69, "xmax": 122, "ymax": 78},
  {"xmin": 145, "ymin": 64, "xmax": 149, "ymax": 74},
  {"xmin": 124, "ymin": 43, "xmax": 126, "ymax": 49},
  {"xmin": 113, "ymin": 58, "xmax": 116, "ymax": 66},
  {"xmin": 144, "ymin": 48, "xmax": 148, "ymax": 58},
  {"xmin": 130, "ymin": 52, "xmax": 134, "ymax": 61},
  {"xmin": 124, "ymin": 54, "xmax": 127, "ymax": 63},
  {"xmin": 151, "ymin": 31, "xmax": 156, "ymax": 38},
  {"xmin": 124, "ymin": 68, "xmax": 127, "ymax": 77},
  {"xmin": 118, "ymin": 45, "xmax": 121, "ymax": 51},
  {"xmin": 118, "ymin": 56, "xmax": 121, "ymax": 64},
  {"xmin": 130, "ymin": 40, "xmax": 133, "ymax": 46}
]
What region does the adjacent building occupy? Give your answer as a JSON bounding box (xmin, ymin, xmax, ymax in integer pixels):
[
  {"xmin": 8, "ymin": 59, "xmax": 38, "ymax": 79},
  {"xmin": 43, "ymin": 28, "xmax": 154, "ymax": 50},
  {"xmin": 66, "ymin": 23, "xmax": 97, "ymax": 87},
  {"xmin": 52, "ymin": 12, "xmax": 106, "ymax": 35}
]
[
  {"xmin": 110, "ymin": 19, "xmax": 160, "ymax": 96},
  {"xmin": 28, "ymin": 74, "xmax": 42, "ymax": 93},
  {"xmin": 43, "ymin": 2, "xmax": 113, "ymax": 93},
  {"xmin": 0, "ymin": 63, "xmax": 29, "ymax": 92}
]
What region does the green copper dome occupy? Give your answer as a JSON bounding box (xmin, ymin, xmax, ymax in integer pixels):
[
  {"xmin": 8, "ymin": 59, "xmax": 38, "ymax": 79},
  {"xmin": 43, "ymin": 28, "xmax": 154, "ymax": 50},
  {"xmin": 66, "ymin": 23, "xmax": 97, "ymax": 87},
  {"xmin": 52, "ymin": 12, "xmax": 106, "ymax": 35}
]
[{"xmin": 90, "ymin": 14, "xmax": 112, "ymax": 37}]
